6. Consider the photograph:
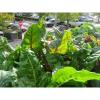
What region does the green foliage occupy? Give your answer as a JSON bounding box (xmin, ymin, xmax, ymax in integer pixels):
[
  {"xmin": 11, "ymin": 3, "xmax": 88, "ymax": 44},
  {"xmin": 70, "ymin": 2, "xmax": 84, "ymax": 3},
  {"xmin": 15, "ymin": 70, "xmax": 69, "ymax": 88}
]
[
  {"xmin": 0, "ymin": 34, "xmax": 51, "ymax": 87},
  {"xmin": 56, "ymin": 13, "xmax": 80, "ymax": 23},
  {"xmin": 0, "ymin": 13, "xmax": 14, "ymax": 21},
  {"xmin": 21, "ymin": 17, "xmax": 46, "ymax": 50},
  {"xmin": 0, "ymin": 36, "xmax": 14, "ymax": 51},
  {"xmin": 52, "ymin": 67, "xmax": 100, "ymax": 87},
  {"xmin": 71, "ymin": 23, "xmax": 96, "ymax": 36},
  {"xmin": 84, "ymin": 47, "xmax": 100, "ymax": 71},
  {"xmin": 16, "ymin": 49, "xmax": 51, "ymax": 87},
  {"xmin": 38, "ymin": 13, "xmax": 50, "ymax": 18},
  {"xmin": 0, "ymin": 69, "xmax": 17, "ymax": 87},
  {"xmin": 0, "ymin": 16, "xmax": 100, "ymax": 87},
  {"xmin": 0, "ymin": 36, "xmax": 14, "ymax": 70},
  {"xmin": 80, "ymin": 23, "xmax": 96, "ymax": 34},
  {"xmin": 0, "ymin": 13, "xmax": 14, "ymax": 31},
  {"xmin": 50, "ymin": 30, "xmax": 77, "ymax": 54}
]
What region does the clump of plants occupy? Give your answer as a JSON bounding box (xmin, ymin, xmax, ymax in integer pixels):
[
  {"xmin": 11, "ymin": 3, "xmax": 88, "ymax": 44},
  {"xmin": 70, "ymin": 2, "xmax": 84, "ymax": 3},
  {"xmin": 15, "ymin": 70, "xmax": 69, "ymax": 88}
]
[{"xmin": 0, "ymin": 17, "xmax": 100, "ymax": 87}]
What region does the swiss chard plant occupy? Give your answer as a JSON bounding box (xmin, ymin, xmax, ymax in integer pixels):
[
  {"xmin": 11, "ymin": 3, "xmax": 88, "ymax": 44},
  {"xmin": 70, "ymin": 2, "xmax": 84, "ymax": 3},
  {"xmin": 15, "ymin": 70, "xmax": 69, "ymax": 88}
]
[{"xmin": 0, "ymin": 17, "xmax": 100, "ymax": 87}]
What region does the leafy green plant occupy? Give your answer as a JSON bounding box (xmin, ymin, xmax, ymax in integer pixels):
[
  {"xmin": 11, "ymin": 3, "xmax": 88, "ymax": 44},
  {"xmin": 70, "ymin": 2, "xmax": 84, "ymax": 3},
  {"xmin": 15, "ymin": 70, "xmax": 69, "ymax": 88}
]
[
  {"xmin": 16, "ymin": 49, "xmax": 51, "ymax": 87},
  {"xmin": 52, "ymin": 67, "xmax": 100, "ymax": 87},
  {"xmin": 0, "ymin": 16, "xmax": 100, "ymax": 87},
  {"xmin": 71, "ymin": 23, "xmax": 96, "ymax": 36},
  {"xmin": 21, "ymin": 17, "xmax": 51, "ymax": 72},
  {"xmin": 21, "ymin": 17, "xmax": 46, "ymax": 50}
]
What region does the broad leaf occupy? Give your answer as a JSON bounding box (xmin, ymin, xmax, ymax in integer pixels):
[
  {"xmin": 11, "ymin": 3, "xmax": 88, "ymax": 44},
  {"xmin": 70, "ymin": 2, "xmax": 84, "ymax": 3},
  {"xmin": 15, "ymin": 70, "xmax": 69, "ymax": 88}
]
[
  {"xmin": 50, "ymin": 30, "xmax": 77, "ymax": 54},
  {"xmin": 21, "ymin": 17, "xmax": 46, "ymax": 50},
  {"xmin": 16, "ymin": 49, "xmax": 51, "ymax": 87},
  {"xmin": 52, "ymin": 67, "xmax": 100, "ymax": 86}
]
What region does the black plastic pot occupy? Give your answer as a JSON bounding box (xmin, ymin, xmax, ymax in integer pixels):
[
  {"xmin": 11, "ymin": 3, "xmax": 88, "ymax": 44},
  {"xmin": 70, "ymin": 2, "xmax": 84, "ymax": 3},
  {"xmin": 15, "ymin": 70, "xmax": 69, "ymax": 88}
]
[{"xmin": 4, "ymin": 32, "xmax": 18, "ymax": 42}]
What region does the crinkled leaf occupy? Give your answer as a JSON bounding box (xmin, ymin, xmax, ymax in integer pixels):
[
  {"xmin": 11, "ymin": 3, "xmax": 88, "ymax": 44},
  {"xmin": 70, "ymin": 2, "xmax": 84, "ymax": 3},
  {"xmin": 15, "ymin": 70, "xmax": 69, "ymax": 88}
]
[
  {"xmin": 52, "ymin": 67, "xmax": 100, "ymax": 86},
  {"xmin": 16, "ymin": 49, "xmax": 51, "ymax": 87}
]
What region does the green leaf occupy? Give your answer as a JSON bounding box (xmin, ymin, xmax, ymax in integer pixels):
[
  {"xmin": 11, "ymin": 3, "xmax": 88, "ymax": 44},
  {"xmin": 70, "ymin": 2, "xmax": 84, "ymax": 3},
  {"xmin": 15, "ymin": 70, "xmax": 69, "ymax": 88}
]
[
  {"xmin": 52, "ymin": 67, "xmax": 100, "ymax": 86},
  {"xmin": 16, "ymin": 49, "xmax": 51, "ymax": 87},
  {"xmin": 50, "ymin": 30, "xmax": 77, "ymax": 54},
  {"xmin": 0, "ymin": 69, "xmax": 17, "ymax": 87},
  {"xmin": 0, "ymin": 36, "xmax": 14, "ymax": 70},
  {"xmin": 21, "ymin": 17, "xmax": 46, "ymax": 50},
  {"xmin": 71, "ymin": 23, "xmax": 96, "ymax": 36},
  {"xmin": 0, "ymin": 36, "xmax": 14, "ymax": 51}
]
